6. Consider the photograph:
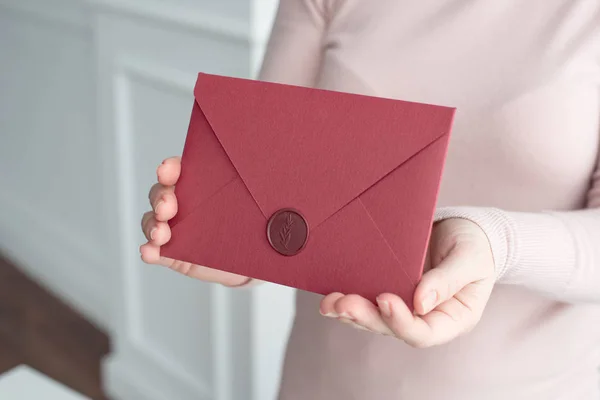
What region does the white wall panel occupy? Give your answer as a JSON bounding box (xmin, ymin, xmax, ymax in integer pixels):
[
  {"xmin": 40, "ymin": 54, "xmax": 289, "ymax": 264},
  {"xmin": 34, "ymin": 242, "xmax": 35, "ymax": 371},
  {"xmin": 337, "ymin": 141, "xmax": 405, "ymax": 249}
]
[
  {"xmin": 157, "ymin": 0, "xmax": 251, "ymax": 20},
  {"xmin": 0, "ymin": 0, "xmax": 109, "ymax": 329},
  {"xmin": 0, "ymin": 0, "xmax": 290, "ymax": 398}
]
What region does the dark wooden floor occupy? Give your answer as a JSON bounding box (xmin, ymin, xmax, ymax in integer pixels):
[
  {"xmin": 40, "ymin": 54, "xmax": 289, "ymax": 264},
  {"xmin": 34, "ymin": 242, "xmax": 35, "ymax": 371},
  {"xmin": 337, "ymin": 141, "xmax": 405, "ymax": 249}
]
[{"xmin": 0, "ymin": 255, "xmax": 111, "ymax": 399}]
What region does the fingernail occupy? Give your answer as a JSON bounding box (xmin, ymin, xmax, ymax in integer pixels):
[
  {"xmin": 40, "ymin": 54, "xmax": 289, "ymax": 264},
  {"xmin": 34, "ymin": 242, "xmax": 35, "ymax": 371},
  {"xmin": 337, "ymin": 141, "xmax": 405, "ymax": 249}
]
[
  {"xmin": 150, "ymin": 227, "xmax": 157, "ymax": 240},
  {"xmin": 351, "ymin": 322, "xmax": 372, "ymax": 332},
  {"xmin": 338, "ymin": 312, "xmax": 354, "ymax": 321},
  {"xmin": 154, "ymin": 199, "xmax": 164, "ymax": 213},
  {"xmin": 421, "ymin": 291, "xmax": 438, "ymax": 313},
  {"xmin": 338, "ymin": 317, "xmax": 354, "ymax": 325},
  {"xmin": 321, "ymin": 311, "xmax": 338, "ymax": 318},
  {"xmin": 377, "ymin": 299, "xmax": 392, "ymax": 318}
]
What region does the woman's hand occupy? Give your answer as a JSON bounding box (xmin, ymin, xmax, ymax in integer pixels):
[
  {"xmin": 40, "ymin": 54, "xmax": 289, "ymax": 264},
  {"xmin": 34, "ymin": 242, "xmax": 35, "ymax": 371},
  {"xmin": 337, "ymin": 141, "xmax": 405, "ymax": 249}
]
[
  {"xmin": 140, "ymin": 157, "xmax": 251, "ymax": 287},
  {"xmin": 319, "ymin": 218, "xmax": 495, "ymax": 348}
]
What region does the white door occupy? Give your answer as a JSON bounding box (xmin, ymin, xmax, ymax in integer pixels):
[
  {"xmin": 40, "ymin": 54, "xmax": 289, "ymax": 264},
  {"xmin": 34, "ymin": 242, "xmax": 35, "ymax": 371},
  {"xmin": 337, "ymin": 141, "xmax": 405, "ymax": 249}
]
[{"xmin": 0, "ymin": 1, "xmax": 296, "ymax": 399}]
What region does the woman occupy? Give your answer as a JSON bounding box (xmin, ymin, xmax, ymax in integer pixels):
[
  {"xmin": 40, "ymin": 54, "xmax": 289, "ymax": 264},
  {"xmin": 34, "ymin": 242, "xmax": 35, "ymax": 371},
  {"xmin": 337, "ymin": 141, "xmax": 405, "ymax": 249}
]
[{"xmin": 140, "ymin": 1, "xmax": 600, "ymax": 399}]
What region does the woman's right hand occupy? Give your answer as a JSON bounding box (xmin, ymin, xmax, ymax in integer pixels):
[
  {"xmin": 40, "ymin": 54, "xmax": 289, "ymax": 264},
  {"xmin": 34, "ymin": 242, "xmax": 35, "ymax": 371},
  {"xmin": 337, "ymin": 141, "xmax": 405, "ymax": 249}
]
[{"xmin": 140, "ymin": 157, "xmax": 251, "ymax": 287}]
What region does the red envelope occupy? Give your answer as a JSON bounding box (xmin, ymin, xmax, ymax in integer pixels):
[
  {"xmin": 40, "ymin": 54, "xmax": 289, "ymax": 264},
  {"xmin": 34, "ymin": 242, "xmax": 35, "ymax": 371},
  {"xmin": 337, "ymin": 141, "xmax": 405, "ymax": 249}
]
[{"xmin": 161, "ymin": 73, "xmax": 455, "ymax": 308}]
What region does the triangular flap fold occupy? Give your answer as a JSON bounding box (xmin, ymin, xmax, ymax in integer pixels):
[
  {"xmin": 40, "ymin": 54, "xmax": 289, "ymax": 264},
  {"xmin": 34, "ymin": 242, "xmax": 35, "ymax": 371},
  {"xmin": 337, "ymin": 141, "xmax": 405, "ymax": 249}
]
[{"xmin": 194, "ymin": 73, "xmax": 455, "ymax": 228}]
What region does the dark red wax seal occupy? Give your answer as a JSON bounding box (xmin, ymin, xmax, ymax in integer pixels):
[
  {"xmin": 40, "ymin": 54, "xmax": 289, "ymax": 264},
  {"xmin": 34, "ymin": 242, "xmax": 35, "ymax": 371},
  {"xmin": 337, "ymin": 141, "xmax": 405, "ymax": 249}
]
[{"xmin": 267, "ymin": 209, "xmax": 309, "ymax": 256}]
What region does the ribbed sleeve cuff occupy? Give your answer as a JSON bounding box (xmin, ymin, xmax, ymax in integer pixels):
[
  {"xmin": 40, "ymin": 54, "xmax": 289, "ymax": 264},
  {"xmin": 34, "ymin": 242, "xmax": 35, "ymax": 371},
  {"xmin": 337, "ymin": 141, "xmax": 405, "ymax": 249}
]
[{"xmin": 434, "ymin": 207, "xmax": 576, "ymax": 295}]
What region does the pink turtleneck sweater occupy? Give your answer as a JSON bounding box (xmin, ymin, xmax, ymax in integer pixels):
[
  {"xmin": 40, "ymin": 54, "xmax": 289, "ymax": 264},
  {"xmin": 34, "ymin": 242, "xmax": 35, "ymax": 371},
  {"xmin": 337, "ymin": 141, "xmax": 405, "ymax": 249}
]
[{"xmin": 257, "ymin": 1, "xmax": 600, "ymax": 399}]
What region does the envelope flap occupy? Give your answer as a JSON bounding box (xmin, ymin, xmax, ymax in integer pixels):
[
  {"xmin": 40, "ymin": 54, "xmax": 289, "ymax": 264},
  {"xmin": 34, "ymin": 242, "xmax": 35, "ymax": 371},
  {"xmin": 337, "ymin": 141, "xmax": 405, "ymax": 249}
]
[{"xmin": 194, "ymin": 73, "xmax": 455, "ymax": 228}]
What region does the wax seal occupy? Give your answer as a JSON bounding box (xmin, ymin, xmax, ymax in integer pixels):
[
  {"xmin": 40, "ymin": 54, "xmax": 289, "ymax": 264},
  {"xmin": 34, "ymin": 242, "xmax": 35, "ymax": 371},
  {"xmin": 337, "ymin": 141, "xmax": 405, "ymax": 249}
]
[{"xmin": 267, "ymin": 208, "xmax": 309, "ymax": 256}]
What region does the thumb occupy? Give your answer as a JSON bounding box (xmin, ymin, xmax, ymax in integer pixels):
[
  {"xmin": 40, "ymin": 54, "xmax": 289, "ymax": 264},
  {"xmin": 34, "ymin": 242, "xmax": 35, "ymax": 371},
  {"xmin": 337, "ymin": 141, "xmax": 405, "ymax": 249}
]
[{"xmin": 413, "ymin": 247, "xmax": 481, "ymax": 315}]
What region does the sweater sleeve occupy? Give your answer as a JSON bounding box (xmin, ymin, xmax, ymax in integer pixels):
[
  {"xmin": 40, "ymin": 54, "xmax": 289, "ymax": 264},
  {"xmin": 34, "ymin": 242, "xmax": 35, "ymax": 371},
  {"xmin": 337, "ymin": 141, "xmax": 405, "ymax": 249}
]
[
  {"xmin": 258, "ymin": 0, "xmax": 327, "ymax": 86},
  {"xmin": 434, "ymin": 150, "xmax": 600, "ymax": 303}
]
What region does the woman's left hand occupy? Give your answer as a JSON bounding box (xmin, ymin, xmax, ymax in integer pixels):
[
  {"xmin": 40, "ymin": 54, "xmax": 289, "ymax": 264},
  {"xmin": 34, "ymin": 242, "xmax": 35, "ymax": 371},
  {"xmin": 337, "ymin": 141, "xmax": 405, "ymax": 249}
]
[{"xmin": 319, "ymin": 218, "xmax": 496, "ymax": 348}]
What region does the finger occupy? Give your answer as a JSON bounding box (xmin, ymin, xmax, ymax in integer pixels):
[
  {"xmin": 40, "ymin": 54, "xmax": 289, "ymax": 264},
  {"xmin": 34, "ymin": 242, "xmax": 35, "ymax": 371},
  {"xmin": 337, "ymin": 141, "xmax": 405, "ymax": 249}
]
[
  {"xmin": 141, "ymin": 212, "xmax": 172, "ymax": 245},
  {"xmin": 156, "ymin": 157, "xmax": 181, "ymax": 187},
  {"xmin": 141, "ymin": 211, "xmax": 154, "ymax": 237},
  {"xmin": 376, "ymin": 293, "xmax": 435, "ymax": 347},
  {"xmin": 418, "ymin": 281, "xmax": 493, "ymax": 343},
  {"xmin": 139, "ymin": 243, "xmax": 251, "ymax": 286},
  {"xmin": 176, "ymin": 262, "xmax": 251, "ymax": 286},
  {"xmin": 140, "ymin": 242, "xmax": 164, "ymax": 265},
  {"xmin": 413, "ymin": 247, "xmax": 485, "ymax": 315},
  {"xmin": 319, "ymin": 293, "xmax": 345, "ymax": 317},
  {"xmin": 449, "ymin": 279, "xmax": 494, "ymax": 326},
  {"xmin": 333, "ymin": 294, "xmax": 394, "ymax": 335},
  {"xmin": 148, "ymin": 183, "xmax": 174, "ymax": 209},
  {"xmin": 378, "ymin": 281, "xmax": 493, "ymax": 348},
  {"xmin": 346, "ymin": 322, "xmax": 374, "ymax": 332},
  {"xmin": 148, "ymin": 184, "xmax": 178, "ymax": 222}
]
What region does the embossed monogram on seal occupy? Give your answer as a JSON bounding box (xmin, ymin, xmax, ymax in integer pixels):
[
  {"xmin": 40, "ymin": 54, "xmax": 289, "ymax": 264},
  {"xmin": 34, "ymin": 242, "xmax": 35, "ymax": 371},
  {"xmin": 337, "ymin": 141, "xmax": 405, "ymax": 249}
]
[{"xmin": 267, "ymin": 209, "xmax": 309, "ymax": 256}]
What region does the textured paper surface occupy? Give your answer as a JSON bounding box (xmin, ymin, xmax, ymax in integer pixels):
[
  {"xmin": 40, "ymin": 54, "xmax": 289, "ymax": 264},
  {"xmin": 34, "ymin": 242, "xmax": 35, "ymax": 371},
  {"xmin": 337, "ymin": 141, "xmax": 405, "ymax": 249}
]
[{"xmin": 161, "ymin": 73, "xmax": 455, "ymax": 307}]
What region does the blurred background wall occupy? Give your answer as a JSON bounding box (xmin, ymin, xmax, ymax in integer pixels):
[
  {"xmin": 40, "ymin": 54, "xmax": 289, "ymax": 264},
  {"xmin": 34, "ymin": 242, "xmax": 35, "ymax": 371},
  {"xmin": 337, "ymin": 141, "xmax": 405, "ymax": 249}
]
[{"xmin": 0, "ymin": 0, "xmax": 296, "ymax": 399}]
